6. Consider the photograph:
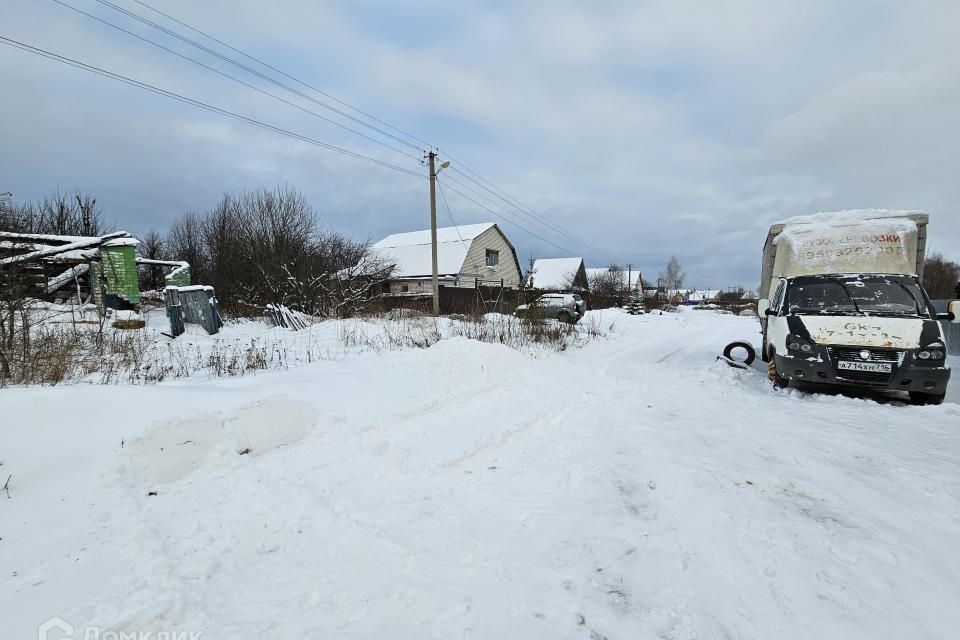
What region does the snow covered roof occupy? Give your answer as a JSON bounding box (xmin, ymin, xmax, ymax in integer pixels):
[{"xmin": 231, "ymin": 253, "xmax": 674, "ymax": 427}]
[
  {"xmin": 686, "ymin": 290, "xmax": 721, "ymax": 302},
  {"xmin": 371, "ymin": 223, "xmax": 495, "ymax": 278},
  {"xmin": 528, "ymin": 257, "xmax": 584, "ymax": 290},
  {"xmin": 0, "ymin": 230, "xmax": 135, "ymax": 266}
]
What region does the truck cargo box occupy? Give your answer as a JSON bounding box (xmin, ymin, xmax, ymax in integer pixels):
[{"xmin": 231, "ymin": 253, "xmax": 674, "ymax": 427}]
[{"xmin": 760, "ymin": 210, "xmax": 928, "ymax": 300}]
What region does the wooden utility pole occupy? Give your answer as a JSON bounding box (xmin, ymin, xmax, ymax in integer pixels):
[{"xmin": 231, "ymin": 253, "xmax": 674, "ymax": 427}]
[{"xmin": 428, "ymin": 151, "xmax": 440, "ymax": 316}]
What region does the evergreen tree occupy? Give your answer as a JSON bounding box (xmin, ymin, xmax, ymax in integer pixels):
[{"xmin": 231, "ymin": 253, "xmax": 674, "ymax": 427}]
[{"xmin": 625, "ymin": 290, "xmax": 645, "ymax": 315}]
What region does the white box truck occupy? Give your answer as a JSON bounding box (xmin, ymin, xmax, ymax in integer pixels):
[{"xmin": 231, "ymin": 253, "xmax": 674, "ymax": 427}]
[{"xmin": 758, "ymin": 210, "xmax": 959, "ymax": 405}]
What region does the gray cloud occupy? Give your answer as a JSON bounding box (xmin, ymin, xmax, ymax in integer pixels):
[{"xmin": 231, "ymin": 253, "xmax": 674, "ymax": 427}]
[{"xmin": 3, "ymin": 0, "xmax": 959, "ymax": 287}]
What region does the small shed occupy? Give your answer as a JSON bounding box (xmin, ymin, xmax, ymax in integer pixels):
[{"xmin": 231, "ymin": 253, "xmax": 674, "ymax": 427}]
[{"xmin": 0, "ymin": 231, "xmax": 191, "ymax": 311}]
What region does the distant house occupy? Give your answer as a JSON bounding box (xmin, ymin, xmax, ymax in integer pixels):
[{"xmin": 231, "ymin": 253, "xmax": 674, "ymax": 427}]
[
  {"xmin": 644, "ymin": 288, "xmax": 687, "ymax": 305},
  {"xmin": 371, "ymin": 222, "xmax": 522, "ymax": 294},
  {"xmin": 527, "ymin": 257, "xmax": 588, "ymax": 291},
  {"xmin": 684, "ymin": 290, "xmax": 721, "ymax": 305}
]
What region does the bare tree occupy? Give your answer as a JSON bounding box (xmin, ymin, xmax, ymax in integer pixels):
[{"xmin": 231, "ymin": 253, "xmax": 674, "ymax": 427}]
[
  {"xmin": 136, "ymin": 230, "xmax": 167, "ymax": 292},
  {"xmin": 166, "ymin": 211, "xmax": 206, "ymax": 285},
  {"xmin": 659, "ymin": 256, "xmax": 685, "ymax": 292},
  {"xmin": 1, "ymin": 190, "xmax": 108, "ymax": 237},
  {"xmin": 923, "ymin": 253, "xmax": 960, "ymax": 299},
  {"xmin": 165, "ymin": 186, "xmax": 394, "ymax": 317},
  {"xmin": 588, "ymin": 264, "xmax": 626, "ymax": 297}
]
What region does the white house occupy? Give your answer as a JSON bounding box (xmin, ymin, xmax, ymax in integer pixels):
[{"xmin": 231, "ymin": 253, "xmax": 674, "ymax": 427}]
[
  {"xmin": 371, "ymin": 222, "xmax": 522, "ymax": 294},
  {"xmin": 527, "ymin": 257, "xmax": 588, "ymax": 291}
]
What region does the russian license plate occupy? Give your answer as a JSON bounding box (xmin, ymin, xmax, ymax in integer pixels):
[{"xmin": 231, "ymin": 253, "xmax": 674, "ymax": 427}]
[{"xmin": 837, "ymin": 361, "xmax": 892, "ymax": 373}]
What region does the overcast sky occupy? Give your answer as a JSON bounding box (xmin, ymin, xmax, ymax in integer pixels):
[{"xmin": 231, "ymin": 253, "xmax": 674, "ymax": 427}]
[{"xmin": 3, "ymin": 0, "xmax": 959, "ymax": 288}]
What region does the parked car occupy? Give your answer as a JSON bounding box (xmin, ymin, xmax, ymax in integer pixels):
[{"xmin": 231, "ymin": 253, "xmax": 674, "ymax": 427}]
[{"xmin": 515, "ymin": 293, "xmax": 582, "ymax": 324}]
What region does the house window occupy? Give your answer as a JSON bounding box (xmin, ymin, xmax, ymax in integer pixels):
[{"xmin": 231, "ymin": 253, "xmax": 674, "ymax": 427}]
[
  {"xmin": 485, "ymin": 249, "xmax": 499, "ymax": 267},
  {"xmin": 401, "ymin": 284, "xmax": 409, "ymax": 293}
]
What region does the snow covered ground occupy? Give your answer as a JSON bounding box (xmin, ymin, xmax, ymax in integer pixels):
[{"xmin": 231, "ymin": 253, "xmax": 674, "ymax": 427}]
[{"xmin": 2, "ymin": 308, "xmax": 959, "ymax": 639}]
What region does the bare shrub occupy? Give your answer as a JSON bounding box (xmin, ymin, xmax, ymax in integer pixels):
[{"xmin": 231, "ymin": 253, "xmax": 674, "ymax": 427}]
[
  {"xmin": 448, "ymin": 313, "xmax": 606, "ymax": 352},
  {"xmin": 166, "ymin": 187, "xmax": 394, "ymax": 318},
  {"xmin": 2, "ymin": 190, "xmax": 107, "ymax": 236}
]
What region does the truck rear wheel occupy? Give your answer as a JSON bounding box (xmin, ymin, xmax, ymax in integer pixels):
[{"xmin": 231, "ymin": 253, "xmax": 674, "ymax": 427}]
[{"xmin": 909, "ymin": 391, "xmax": 945, "ymax": 406}]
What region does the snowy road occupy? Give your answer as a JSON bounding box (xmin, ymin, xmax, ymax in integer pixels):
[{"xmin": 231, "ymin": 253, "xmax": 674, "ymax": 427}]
[{"xmin": 3, "ymin": 310, "xmax": 960, "ymax": 639}]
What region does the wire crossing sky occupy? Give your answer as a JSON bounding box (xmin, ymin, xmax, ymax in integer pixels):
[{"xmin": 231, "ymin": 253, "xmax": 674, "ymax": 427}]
[{"xmin": 3, "ymin": 0, "xmax": 959, "ymax": 286}]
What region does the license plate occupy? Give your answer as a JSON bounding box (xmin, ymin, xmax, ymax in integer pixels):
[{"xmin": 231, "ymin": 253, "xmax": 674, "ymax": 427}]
[{"xmin": 837, "ymin": 361, "xmax": 892, "ymax": 373}]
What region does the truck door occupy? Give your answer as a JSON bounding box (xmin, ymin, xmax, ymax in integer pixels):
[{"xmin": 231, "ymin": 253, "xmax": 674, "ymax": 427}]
[{"xmin": 765, "ymin": 279, "xmax": 788, "ymax": 357}]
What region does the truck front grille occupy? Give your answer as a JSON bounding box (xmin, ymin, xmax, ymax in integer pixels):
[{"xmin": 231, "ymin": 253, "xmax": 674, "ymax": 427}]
[
  {"xmin": 827, "ymin": 346, "xmax": 903, "ymax": 387},
  {"xmin": 827, "ymin": 346, "xmax": 901, "ymax": 363}
]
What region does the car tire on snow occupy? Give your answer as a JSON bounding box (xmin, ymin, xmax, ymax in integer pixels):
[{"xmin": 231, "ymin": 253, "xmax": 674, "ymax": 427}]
[{"xmin": 722, "ymin": 341, "xmax": 756, "ymax": 366}]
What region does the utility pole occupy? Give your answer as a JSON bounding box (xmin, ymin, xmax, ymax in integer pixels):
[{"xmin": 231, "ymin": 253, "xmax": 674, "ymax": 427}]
[
  {"xmin": 627, "ymin": 263, "xmax": 633, "ymax": 299},
  {"xmin": 427, "ymin": 151, "xmax": 440, "ymax": 316}
]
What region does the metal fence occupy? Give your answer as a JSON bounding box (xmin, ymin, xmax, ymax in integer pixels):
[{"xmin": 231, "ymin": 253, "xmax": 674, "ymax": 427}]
[{"xmin": 932, "ymin": 300, "xmax": 960, "ymax": 356}]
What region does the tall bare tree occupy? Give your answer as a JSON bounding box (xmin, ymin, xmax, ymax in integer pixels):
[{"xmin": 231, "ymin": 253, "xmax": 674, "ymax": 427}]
[{"xmin": 659, "ymin": 255, "xmax": 685, "ymax": 291}]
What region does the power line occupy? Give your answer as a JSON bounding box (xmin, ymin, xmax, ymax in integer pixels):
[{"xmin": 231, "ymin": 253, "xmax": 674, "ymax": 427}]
[
  {"xmin": 89, "ymin": 0, "xmax": 424, "ymax": 153},
  {"xmin": 85, "ymin": 0, "xmax": 623, "ymax": 264},
  {"xmin": 444, "ymin": 155, "xmax": 625, "ymax": 265},
  {"xmin": 435, "ymin": 179, "xmax": 467, "ymax": 251},
  {"xmin": 50, "ymin": 0, "xmax": 419, "ymax": 160},
  {"xmin": 437, "ymin": 177, "xmax": 588, "ymax": 259},
  {"xmin": 0, "ymin": 36, "xmax": 427, "ymax": 180},
  {"xmin": 2, "ymin": 32, "xmax": 598, "ymax": 263},
  {"xmin": 440, "ymin": 171, "xmax": 612, "ymax": 265},
  {"xmin": 128, "ymin": 0, "xmax": 433, "ymax": 151}
]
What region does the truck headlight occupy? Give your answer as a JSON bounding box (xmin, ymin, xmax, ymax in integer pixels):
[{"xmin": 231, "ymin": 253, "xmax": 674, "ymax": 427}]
[
  {"xmin": 917, "ymin": 342, "xmax": 946, "ymax": 361},
  {"xmin": 787, "ymin": 333, "xmax": 815, "ymax": 354}
]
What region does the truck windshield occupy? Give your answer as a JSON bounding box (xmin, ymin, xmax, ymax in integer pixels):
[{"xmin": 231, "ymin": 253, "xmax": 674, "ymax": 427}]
[{"xmin": 786, "ymin": 275, "xmax": 930, "ymax": 317}]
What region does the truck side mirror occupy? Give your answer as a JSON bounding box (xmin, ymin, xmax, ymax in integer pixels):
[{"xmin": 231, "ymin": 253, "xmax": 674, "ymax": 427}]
[
  {"xmin": 949, "ymin": 300, "xmax": 960, "ymax": 324},
  {"xmin": 757, "ymin": 299, "xmax": 770, "ymax": 317}
]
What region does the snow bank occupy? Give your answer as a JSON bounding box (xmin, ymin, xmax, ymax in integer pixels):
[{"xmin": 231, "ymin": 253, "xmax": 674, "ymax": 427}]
[{"xmin": 2, "ymin": 310, "xmax": 958, "ymax": 639}]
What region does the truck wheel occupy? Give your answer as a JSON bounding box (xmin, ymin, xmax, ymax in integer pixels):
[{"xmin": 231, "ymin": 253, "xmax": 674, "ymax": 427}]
[
  {"xmin": 767, "ymin": 352, "xmax": 788, "ymax": 389},
  {"xmin": 909, "ymin": 391, "xmax": 945, "ymax": 406},
  {"xmin": 558, "ymin": 310, "xmax": 575, "ymax": 324}
]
